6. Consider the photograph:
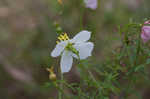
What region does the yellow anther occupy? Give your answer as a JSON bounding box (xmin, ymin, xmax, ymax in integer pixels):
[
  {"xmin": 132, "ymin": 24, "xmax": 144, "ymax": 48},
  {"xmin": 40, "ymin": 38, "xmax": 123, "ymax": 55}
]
[
  {"xmin": 58, "ymin": 37, "xmax": 62, "ymax": 41},
  {"xmin": 64, "ymin": 33, "xmax": 69, "ymax": 40},
  {"xmin": 57, "ymin": 33, "xmax": 70, "ymax": 42},
  {"xmin": 60, "ymin": 35, "xmax": 65, "ymax": 40},
  {"xmin": 56, "ymin": 41, "xmax": 59, "ymax": 44}
]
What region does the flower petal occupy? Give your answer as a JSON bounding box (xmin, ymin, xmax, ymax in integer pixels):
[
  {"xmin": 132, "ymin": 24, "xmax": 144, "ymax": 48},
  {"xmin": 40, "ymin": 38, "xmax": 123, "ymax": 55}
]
[
  {"xmin": 74, "ymin": 42, "xmax": 94, "ymax": 60},
  {"xmin": 141, "ymin": 26, "xmax": 150, "ymax": 43},
  {"xmin": 51, "ymin": 41, "xmax": 67, "ymax": 57},
  {"xmin": 84, "ymin": 0, "xmax": 98, "ymax": 10},
  {"xmin": 72, "ymin": 53, "xmax": 78, "ymax": 59},
  {"xmin": 60, "ymin": 50, "xmax": 73, "ymax": 73},
  {"xmin": 72, "ymin": 30, "xmax": 91, "ymax": 43},
  {"xmin": 141, "ymin": 20, "xmax": 150, "ymax": 43}
]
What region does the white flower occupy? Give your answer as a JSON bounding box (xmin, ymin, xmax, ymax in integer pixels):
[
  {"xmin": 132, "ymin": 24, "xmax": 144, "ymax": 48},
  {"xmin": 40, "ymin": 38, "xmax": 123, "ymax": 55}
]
[{"xmin": 51, "ymin": 30, "xmax": 94, "ymax": 73}]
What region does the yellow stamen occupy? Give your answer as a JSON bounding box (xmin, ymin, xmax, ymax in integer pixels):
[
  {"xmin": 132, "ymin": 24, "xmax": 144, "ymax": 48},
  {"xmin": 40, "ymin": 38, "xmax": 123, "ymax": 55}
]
[
  {"xmin": 64, "ymin": 33, "xmax": 69, "ymax": 40},
  {"xmin": 56, "ymin": 33, "xmax": 70, "ymax": 44},
  {"xmin": 56, "ymin": 41, "xmax": 59, "ymax": 44},
  {"xmin": 58, "ymin": 37, "xmax": 62, "ymax": 41},
  {"xmin": 60, "ymin": 34, "xmax": 65, "ymax": 40}
]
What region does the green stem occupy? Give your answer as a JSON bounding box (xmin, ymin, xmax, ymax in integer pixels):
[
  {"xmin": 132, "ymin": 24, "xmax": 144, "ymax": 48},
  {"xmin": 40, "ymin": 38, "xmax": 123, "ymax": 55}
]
[
  {"xmin": 59, "ymin": 74, "xmax": 63, "ymax": 99},
  {"xmin": 79, "ymin": 59, "xmax": 101, "ymax": 89}
]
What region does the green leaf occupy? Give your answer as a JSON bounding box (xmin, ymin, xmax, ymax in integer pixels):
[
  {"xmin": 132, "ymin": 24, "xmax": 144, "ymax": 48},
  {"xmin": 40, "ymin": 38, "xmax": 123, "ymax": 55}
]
[
  {"xmin": 146, "ymin": 58, "xmax": 150, "ymax": 64},
  {"xmin": 134, "ymin": 64, "xmax": 144, "ymax": 72}
]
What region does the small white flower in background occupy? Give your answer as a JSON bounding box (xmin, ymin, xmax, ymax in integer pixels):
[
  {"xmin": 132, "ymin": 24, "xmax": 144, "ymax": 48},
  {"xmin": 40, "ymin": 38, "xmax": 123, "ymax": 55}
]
[
  {"xmin": 51, "ymin": 30, "xmax": 94, "ymax": 73},
  {"xmin": 84, "ymin": 0, "xmax": 98, "ymax": 10}
]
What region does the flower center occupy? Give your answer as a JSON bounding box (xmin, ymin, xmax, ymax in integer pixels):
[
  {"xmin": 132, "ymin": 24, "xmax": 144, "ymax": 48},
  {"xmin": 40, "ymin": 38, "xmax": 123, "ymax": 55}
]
[
  {"xmin": 66, "ymin": 43, "xmax": 79, "ymax": 55},
  {"xmin": 56, "ymin": 33, "xmax": 70, "ymax": 44},
  {"xmin": 56, "ymin": 33, "xmax": 78, "ymax": 55}
]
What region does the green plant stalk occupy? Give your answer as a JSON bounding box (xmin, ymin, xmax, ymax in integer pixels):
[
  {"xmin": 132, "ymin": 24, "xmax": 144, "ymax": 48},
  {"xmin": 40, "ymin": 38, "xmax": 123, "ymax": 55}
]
[
  {"xmin": 78, "ymin": 59, "xmax": 101, "ymax": 90},
  {"xmin": 80, "ymin": 1, "xmax": 85, "ymax": 30},
  {"xmin": 59, "ymin": 73, "xmax": 63, "ymax": 99}
]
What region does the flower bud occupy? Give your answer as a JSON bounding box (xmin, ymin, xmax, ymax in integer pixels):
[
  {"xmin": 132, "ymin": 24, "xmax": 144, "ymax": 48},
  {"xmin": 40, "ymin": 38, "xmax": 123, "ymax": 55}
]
[
  {"xmin": 46, "ymin": 67, "xmax": 57, "ymax": 81},
  {"xmin": 49, "ymin": 73, "xmax": 56, "ymax": 81},
  {"xmin": 141, "ymin": 20, "xmax": 150, "ymax": 43}
]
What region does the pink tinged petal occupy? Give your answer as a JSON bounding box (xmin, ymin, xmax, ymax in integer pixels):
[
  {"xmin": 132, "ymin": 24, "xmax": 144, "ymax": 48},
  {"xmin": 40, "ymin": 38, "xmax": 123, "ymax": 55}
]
[
  {"xmin": 60, "ymin": 50, "xmax": 73, "ymax": 73},
  {"xmin": 84, "ymin": 0, "xmax": 98, "ymax": 10},
  {"xmin": 74, "ymin": 42, "xmax": 94, "ymax": 60},
  {"xmin": 141, "ymin": 21, "xmax": 150, "ymax": 43},
  {"xmin": 141, "ymin": 28, "xmax": 150, "ymax": 43},
  {"xmin": 51, "ymin": 41, "xmax": 67, "ymax": 57},
  {"xmin": 144, "ymin": 20, "xmax": 150, "ymax": 24},
  {"xmin": 72, "ymin": 30, "xmax": 91, "ymax": 43}
]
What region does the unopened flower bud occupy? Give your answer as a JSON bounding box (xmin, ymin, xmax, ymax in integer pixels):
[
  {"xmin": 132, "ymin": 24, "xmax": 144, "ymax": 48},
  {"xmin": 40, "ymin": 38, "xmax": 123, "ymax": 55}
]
[
  {"xmin": 49, "ymin": 73, "xmax": 56, "ymax": 81},
  {"xmin": 46, "ymin": 67, "xmax": 57, "ymax": 81}
]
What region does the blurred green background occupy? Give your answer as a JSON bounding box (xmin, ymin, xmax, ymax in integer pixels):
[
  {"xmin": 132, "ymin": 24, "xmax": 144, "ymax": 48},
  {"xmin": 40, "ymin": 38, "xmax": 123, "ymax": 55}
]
[{"xmin": 0, "ymin": 0, "xmax": 150, "ymax": 98}]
